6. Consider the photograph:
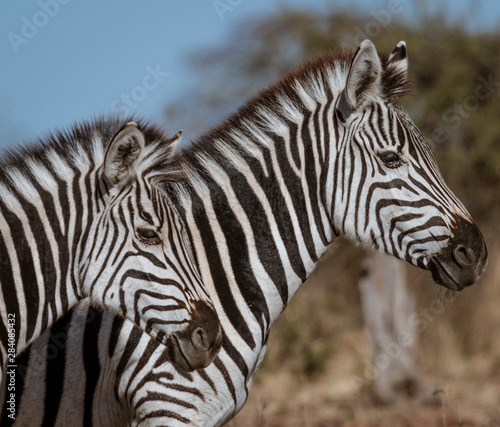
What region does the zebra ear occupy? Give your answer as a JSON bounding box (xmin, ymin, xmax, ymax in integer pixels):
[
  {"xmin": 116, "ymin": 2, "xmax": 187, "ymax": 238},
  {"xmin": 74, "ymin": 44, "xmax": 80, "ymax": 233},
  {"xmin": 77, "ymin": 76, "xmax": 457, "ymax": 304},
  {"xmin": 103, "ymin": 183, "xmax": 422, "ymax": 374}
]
[
  {"xmin": 168, "ymin": 129, "xmax": 183, "ymax": 154},
  {"xmin": 388, "ymin": 41, "xmax": 408, "ymax": 75},
  {"xmin": 342, "ymin": 40, "xmax": 382, "ymax": 113},
  {"xmin": 104, "ymin": 122, "xmax": 145, "ymax": 186},
  {"xmin": 385, "ymin": 41, "xmax": 414, "ymax": 103}
]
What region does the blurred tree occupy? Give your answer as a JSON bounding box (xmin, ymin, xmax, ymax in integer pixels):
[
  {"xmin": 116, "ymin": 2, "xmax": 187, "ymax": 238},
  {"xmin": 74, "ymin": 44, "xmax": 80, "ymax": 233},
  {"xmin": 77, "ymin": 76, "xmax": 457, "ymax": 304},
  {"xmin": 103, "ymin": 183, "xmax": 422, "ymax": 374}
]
[{"xmin": 358, "ymin": 250, "xmax": 442, "ymax": 406}]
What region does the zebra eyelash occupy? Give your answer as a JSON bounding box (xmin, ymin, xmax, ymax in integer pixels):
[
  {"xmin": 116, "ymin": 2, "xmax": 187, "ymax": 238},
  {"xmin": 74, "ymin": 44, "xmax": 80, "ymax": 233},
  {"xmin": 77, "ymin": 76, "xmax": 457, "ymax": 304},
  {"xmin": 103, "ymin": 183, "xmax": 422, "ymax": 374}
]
[
  {"xmin": 377, "ymin": 151, "xmax": 404, "ymax": 168},
  {"xmin": 137, "ymin": 228, "xmax": 161, "ymax": 245}
]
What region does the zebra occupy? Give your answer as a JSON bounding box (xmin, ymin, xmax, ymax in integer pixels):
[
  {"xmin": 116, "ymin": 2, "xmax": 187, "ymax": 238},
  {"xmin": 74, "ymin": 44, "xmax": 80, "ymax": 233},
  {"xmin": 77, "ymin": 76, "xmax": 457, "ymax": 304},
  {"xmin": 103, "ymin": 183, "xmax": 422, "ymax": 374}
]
[
  {"xmin": 0, "ymin": 120, "xmax": 223, "ymax": 385},
  {"xmin": 1, "ymin": 40, "xmax": 487, "ymax": 426}
]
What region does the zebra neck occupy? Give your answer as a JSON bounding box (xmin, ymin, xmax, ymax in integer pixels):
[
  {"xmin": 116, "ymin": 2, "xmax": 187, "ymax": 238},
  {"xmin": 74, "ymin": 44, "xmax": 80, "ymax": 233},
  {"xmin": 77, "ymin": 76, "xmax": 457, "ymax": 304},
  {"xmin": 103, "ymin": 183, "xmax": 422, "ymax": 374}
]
[
  {"xmin": 0, "ymin": 157, "xmax": 92, "ymax": 358},
  {"xmin": 167, "ymin": 61, "xmax": 349, "ymax": 381},
  {"xmin": 172, "ymin": 123, "xmax": 337, "ymax": 360}
]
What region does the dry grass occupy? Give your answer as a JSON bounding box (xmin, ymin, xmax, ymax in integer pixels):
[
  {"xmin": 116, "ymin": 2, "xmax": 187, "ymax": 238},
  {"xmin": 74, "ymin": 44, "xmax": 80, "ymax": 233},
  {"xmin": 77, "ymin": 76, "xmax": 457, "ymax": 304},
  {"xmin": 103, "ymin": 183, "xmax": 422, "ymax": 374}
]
[{"xmin": 227, "ymin": 237, "xmax": 500, "ymax": 427}]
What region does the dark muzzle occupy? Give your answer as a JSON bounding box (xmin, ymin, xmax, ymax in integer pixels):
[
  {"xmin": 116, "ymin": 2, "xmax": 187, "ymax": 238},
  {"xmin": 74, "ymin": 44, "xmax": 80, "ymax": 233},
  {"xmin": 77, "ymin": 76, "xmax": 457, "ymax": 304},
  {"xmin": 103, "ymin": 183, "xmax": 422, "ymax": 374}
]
[
  {"xmin": 168, "ymin": 301, "xmax": 223, "ymax": 371},
  {"xmin": 428, "ymin": 217, "xmax": 488, "ymax": 290}
]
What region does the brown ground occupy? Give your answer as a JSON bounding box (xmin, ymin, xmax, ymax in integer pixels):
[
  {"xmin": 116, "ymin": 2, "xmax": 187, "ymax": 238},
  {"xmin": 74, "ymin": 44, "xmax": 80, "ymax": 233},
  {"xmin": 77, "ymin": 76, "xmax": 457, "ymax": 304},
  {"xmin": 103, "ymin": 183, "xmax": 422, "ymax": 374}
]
[
  {"xmin": 227, "ymin": 352, "xmax": 500, "ymax": 426},
  {"xmin": 226, "ymin": 238, "xmax": 500, "ymax": 427}
]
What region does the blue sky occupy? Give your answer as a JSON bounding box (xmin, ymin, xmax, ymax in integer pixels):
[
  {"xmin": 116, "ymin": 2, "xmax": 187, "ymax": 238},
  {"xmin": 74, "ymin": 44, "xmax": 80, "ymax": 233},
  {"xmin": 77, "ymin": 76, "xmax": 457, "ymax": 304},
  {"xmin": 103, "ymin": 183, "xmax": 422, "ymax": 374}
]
[{"xmin": 1, "ymin": 0, "xmax": 499, "ymax": 148}]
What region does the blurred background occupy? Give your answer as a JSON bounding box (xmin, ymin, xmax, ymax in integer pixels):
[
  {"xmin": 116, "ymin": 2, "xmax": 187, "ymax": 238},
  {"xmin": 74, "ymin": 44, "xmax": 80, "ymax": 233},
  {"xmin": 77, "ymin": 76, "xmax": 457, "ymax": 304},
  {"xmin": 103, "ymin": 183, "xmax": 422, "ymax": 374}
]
[{"xmin": 2, "ymin": 0, "xmax": 500, "ymax": 425}]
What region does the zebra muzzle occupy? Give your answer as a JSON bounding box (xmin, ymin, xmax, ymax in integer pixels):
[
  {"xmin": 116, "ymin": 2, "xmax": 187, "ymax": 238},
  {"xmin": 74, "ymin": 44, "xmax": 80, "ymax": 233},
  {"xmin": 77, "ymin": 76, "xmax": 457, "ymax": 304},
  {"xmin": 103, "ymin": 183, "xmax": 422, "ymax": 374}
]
[
  {"xmin": 168, "ymin": 301, "xmax": 223, "ymax": 371},
  {"xmin": 428, "ymin": 218, "xmax": 488, "ymax": 290}
]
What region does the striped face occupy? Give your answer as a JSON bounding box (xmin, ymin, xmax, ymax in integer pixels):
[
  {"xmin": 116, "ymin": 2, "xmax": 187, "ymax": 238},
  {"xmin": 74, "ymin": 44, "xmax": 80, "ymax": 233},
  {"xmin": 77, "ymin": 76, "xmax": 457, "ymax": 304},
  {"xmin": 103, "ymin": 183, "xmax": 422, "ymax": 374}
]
[
  {"xmin": 331, "ymin": 41, "xmax": 487, "ymax": 290},
  {"xmin": 81, "ymin": 123, "xmax": 222, "ymax": 370}
]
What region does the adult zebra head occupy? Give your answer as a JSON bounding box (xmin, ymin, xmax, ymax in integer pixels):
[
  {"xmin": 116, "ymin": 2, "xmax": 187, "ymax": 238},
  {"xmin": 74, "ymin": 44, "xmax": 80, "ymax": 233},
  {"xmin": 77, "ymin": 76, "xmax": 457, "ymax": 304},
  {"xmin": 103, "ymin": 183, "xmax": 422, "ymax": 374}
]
[
  {"xmin": 327, "ymin": 40, "xmax": 487, "ymax": 289},
  {"xmin": 80, "ymin": 122, "xmax": 222, "ymax": 370}
]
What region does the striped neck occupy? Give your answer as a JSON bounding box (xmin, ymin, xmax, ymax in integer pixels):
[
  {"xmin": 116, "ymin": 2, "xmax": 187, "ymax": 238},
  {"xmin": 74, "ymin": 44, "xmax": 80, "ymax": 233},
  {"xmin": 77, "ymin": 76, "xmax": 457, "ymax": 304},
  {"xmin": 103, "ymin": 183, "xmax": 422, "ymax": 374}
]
[
  {"xmin": 169, "ymin": 59, "xmax": 349, "ymax": 348},
  {"xmin": 0, "ymin": 143, "xmax": 100, "ymax": 359}
]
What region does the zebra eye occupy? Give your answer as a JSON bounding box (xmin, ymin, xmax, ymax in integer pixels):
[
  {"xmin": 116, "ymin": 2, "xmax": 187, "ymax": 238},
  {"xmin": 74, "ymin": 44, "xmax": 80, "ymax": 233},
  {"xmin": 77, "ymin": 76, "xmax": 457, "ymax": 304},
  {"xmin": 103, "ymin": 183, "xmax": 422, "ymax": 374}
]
[
  {"xmin": 137, "ymin": 228, "xmax": 161, "ymax": 245},
  {"xmin": 378, "ymin": 151, "xmax": 403, "ymax": 168}
]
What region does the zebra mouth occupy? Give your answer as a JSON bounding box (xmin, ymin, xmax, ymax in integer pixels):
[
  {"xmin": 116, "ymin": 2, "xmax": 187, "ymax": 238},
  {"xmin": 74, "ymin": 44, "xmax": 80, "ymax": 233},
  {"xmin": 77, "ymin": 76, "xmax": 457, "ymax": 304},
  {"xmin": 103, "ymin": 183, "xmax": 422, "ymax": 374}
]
[
  {"xmin": 425, "ymin": 219, "xmax": 488, "ymax": 291},
  {"xmin": 169, "ymin": 334, "xmax": 195, "ymax": 372},
  {"xmin": 427, "ymin": 257, "xmax": 463, "ymax": 291}
]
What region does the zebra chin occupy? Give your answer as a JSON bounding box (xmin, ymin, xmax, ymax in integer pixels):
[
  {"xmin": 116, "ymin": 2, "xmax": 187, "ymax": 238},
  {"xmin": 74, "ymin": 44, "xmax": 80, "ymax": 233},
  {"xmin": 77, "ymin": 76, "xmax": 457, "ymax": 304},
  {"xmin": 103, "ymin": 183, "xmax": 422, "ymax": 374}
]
[{"xmin": 425, "ymin": 218, "xmax": 488, "ymax": 291}]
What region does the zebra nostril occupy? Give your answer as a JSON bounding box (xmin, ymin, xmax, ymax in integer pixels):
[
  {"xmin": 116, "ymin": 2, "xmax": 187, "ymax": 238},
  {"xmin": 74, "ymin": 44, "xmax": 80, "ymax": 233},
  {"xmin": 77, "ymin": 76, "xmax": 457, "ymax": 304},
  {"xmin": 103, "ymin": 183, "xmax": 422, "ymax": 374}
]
[
  {"xmin": 452, "ymin": 244, "xmax": 476, "ymax": 268},
  {"xmin": 191, "ymin": 327, "xmax": 209, "ymax": 350}
]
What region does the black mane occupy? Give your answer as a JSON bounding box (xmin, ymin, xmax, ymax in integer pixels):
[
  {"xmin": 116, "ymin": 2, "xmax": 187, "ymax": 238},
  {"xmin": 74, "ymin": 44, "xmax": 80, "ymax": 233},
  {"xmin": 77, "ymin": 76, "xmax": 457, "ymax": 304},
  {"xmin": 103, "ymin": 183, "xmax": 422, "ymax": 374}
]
[
  {"xmin": 0, "ymin": 116, "xmax": 181, "ymax": 184},
  {"xmin": 177, "ymin": 45, "xmax": 415, "ymax": 171}
]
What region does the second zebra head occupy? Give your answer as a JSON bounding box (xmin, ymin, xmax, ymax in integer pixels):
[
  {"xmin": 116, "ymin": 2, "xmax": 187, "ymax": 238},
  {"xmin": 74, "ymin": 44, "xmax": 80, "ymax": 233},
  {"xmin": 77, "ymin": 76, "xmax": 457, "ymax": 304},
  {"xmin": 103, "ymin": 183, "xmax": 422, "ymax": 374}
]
[{"xmin": 80, "ymin": 121, "xmax": 222, "ymax": 370}]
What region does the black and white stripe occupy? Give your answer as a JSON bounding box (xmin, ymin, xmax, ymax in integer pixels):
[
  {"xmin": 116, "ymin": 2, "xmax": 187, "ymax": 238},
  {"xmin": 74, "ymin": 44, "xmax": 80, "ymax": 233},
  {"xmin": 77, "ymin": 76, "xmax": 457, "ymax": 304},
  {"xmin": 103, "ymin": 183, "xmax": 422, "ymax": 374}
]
[
  {"xmin": 2, "ymin": 40, "xmax": 487, "ymax": 426},
  {"xmin": 0, "ymin": 121, "xmax": 221, "ymax": 385}
]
